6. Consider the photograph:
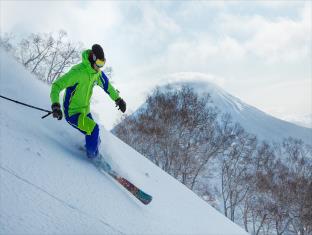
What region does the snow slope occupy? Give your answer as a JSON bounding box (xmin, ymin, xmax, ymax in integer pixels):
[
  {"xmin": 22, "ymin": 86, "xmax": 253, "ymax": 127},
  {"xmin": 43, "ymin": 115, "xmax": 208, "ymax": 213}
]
[
  {"xmin": 161, "ymin": 81, "xmax": 312, "ymax": 144},
  {"xmin": 0, "ymin": 49, "xmax": 247, "ymax": 235}
]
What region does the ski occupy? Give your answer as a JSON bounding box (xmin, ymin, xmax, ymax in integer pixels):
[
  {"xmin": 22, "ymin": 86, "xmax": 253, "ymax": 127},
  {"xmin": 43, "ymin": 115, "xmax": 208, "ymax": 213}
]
[{"xmin": 94, "ymin": 157, "xmax": 152, "ymax": 205}]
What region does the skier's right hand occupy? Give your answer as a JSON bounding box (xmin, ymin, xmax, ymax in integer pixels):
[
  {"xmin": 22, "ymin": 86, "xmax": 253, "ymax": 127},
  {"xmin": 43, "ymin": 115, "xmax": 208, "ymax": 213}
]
[
  {"xmin": 51, "ymin": 103, "xmax": 63, "ymax": 120},
  {"xmin": 115, "ymin": 98, "xmax": 126, "ymax": 113}
]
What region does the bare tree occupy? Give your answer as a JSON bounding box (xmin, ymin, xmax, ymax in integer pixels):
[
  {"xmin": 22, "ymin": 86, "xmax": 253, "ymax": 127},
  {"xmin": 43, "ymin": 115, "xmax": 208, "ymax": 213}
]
[
  {"xmin": 242, "ymin": 141, "xmax": 276, "ymax": 235},
  {"xmin": 114, "ymin": 85, "xmax": 227, "ymax": 190},
  {"xmin": 189, "ymin": 113, "xmax": 239, "ymax": 191},
  {"xmin": 1, "ymin": 31, "xmax": 116, "ymax": 85},
  {"xmin": 17, "ymin": 33, "xmax": 54, "ymax": 75},
  {"xmin": 15, "ymin": 31, "xmax": 82, "ymax": 83},
  {"xmin": 220, "ymin": 128, "xmax": 257, "ymax": 222},
  {"xmin": 278, "ymin": 138, "xmax": 312, "ymax": 235},
  {"xmin": 240, "ymin": 138, "xmax": 312, "ymax": 235},
  {"xmin": 0, "ymin": 32, "xmax": 15, "ymax": 53},
  {"xmin": 45, "ymin": 31, "xmax": 82, "ymax": 84}
]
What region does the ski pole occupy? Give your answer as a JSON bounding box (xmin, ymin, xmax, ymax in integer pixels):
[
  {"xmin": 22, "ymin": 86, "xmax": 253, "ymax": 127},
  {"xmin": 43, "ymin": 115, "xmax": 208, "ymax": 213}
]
[
  {"xmin": 0, "ymin": 95, "xmax": 52, "ymax": 119},
  {"xmin": 41, "ymin": 112, "xmax": 52, "ymax": 119}
]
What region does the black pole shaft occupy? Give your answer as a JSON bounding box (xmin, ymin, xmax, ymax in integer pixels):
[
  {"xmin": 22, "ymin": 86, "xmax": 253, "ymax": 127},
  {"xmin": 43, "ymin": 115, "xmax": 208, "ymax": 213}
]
[
  {"xmin": 41, "ymin": 112, "xmax": 52, "ymax": 119},
  {"xmin": 0, "ymin": 95, "xmax": 52, "ymax": 113}
]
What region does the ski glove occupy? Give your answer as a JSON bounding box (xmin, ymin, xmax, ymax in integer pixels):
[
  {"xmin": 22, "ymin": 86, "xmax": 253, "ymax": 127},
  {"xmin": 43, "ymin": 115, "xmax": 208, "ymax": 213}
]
[
  {"xmin": 51, "ymin": 103, "xmax": 63, "ymax": 120},
  {"xmin": 115, "ymin": 98, "xmax": 126, "ymax": 113}
]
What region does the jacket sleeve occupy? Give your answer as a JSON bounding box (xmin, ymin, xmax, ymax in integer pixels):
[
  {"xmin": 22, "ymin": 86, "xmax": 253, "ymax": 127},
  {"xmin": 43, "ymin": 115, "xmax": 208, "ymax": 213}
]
[
  {"xmin": 50, "ymin": 69, "xmax": 79, "ymax": 104},
  {"xmin": 97, "ymin": 71, "xmax": 120, "ymax": 101}
]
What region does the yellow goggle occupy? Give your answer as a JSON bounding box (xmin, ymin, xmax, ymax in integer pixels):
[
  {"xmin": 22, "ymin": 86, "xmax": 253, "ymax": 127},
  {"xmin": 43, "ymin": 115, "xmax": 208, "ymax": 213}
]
[{"xmin": 95, "ymin": 59, "xmax": 105, "ymax": 68}]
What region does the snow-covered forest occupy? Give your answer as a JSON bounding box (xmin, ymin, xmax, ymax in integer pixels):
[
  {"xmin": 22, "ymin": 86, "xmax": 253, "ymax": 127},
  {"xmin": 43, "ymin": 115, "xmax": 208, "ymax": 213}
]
[{"xmin": 113, "ymin": 85, "xmax": 312, "ymax": 235}]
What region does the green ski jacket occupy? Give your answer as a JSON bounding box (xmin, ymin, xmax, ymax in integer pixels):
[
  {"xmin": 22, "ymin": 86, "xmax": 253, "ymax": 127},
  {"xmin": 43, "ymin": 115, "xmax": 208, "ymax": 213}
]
[{"xmin": 50, "ymin": 49, "xmax": 120, "ymax": 117}]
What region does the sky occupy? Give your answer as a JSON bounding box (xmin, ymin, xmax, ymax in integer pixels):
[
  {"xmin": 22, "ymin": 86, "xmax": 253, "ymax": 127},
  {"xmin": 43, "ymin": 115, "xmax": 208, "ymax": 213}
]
[{"xmin": 0, "ymin": 0, "xmax": 311, "ymax": 129}]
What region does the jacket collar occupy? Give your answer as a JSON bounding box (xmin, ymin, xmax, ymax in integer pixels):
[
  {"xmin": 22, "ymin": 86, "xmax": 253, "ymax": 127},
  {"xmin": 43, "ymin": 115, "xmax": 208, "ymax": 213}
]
[{"xmin": 82, "ymin": 49, "xmax": 100, "ymax": 75}]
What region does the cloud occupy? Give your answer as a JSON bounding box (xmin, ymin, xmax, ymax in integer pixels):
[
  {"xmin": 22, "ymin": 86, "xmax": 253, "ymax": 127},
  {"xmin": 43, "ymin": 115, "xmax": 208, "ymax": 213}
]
[
  {"xmin": 65, "ymin": 2, "xmax": 122, "ymax": 45},
  {"xmin": 238, "ymin": 79, "xmax": 312, "ymax": 122},
  {"xmin": 141, "ymin": 2, "xmax": 310, "ymax": 75},
  {"xmin": 0, "ymin": 1, "xmax": 121, "ymax": 44},
  {"xmin": 248, "ymin": 0, "xmax": 305, "ymax": 9},
  {"xmin": 119, "ymin": 3, "xmax": 181, "ymax": 50},
  {"xmin": 149, "ymin": 34, "xmax": 246, "ymax": 77},
  {"xmin": 218, "ymin": 2, "xmax": 311, "ymax": 63},
  {"xmin": 162, "ymin": 72, "xmax": 226, "ymax": 87}
]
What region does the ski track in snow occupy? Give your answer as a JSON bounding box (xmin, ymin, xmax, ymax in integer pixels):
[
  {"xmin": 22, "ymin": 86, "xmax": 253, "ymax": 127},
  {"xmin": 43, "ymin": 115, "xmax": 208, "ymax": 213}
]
[{"xmin": 0, "ymin": 165, "xmax": 124, "ymax": 235}]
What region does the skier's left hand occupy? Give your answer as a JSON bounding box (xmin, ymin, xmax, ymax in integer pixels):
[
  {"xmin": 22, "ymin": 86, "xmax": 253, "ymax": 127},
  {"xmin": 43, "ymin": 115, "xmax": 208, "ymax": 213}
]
[{"xmin": 115, "ymin": 98, "xmax": 126, "ymax": 113}]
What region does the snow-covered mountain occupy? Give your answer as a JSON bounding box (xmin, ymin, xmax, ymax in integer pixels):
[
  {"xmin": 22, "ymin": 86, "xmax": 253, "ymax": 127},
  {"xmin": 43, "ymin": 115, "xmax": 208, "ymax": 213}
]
[
  {"xmin": 158, "ymin": 80, "xmax": 311, "ymax": 144},
  {"xmin": 0, "ymin": 49, "xmax": 247, "ymax": 234}
]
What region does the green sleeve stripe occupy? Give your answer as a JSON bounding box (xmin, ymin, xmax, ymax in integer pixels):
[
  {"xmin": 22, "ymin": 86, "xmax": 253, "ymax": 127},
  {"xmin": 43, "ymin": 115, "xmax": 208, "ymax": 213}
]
[{"xmin": 107, "ymin": 83, "xmax": 120, "ymax": 101}]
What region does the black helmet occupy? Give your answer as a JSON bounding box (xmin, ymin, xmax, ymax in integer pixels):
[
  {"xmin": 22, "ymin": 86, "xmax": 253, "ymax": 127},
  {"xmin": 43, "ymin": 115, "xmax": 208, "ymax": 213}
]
[
  {"xmin": 89, "ymin": 44, "xmax": 106, "ymax": 66},
  {"xmin": 92, "ymin": 44, "xmax": 105, "ymax": 60}
]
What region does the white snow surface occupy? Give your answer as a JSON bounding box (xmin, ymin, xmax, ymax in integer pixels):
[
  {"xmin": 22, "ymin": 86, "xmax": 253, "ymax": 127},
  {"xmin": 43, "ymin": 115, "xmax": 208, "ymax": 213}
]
[
  {"xmin": 164, "ymin": 81, "xmax": 312, "ymax": 144},
  {"xmin": 0, "ymin": 49, "xmax": 247, "ymax": 234}
]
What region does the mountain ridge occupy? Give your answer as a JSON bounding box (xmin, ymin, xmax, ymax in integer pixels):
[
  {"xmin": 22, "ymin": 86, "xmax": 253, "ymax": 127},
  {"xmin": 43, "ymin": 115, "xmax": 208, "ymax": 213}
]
[{"xmin": 136, "ymin": 79, "xmax": 311, "ymax": 144}]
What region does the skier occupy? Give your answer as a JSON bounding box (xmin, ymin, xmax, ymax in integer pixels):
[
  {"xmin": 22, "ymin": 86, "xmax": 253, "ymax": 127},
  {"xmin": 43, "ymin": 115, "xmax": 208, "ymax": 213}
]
[{"xmin": 50, "ymin": 44, "xmax": 126, "ymax": 159}]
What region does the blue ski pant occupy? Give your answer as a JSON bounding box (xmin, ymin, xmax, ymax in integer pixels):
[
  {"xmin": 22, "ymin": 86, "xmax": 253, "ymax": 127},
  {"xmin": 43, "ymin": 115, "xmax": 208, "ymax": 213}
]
[{"xmin": 65, "ymin": 112, "xmax": 100, "ymax": 158}]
